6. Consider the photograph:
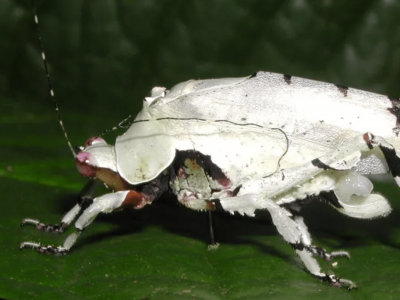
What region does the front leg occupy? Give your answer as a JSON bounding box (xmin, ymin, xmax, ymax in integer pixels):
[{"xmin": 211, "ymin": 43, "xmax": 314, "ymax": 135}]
[
  {"xmin": 21, "ymin": 179, "xmax": 101, "ymax": 233},
  {"xmin": 20, "ymin": 190, "xmax": 148, "ymax": 255}
]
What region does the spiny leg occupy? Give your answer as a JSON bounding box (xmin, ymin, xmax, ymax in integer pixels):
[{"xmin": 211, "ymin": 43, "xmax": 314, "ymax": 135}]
[
  {"xmin": 296, "ymin": 249, "xmax": 356, "ymax": 289},
  {"xmin": 206, "ymin": 133, "xmax": 393, "ymax": 288},
  {"xmin": 264, "ymin": 200, "xmax": 356, "ymax": 289},
  {"xmin": 20, "ymin": 190, "xmax": 139, "ymax": 255},
  {"xmin": 213, "ymin": 195, "xmax": 356, "ymax": 289},
  {"xmin": 21, "ymin": 180, "xmax": 101, "ymax": 233},
  {"xmin": 290, "ymin": 214, "xmax": 350, "ymax": 262}
]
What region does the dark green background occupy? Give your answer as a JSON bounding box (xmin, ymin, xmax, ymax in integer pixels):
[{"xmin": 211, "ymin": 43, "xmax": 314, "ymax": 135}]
[{"xmin": 1, "ymin": 1, "xmax": 400, "ymax": 299}]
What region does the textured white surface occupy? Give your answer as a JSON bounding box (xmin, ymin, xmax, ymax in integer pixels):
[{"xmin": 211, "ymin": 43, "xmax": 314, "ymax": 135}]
[
  {"xmin": 80, "ymin": 72, "xmax": 397, "ymax": 221},
  {"xmin": 84, "ymin": 71, "xmax": 398, "ymax": 187}
]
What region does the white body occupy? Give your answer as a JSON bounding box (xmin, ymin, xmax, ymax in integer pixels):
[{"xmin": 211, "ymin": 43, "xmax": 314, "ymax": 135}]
[
  {"xmin": 118, "ymin": 71, "xmax": 395, "ymax": 186},
  {"xmin": 22, "ymin": 71, "xmax": 400, "ymax": 289},
  {"xmin": 115, "ymin": 72, "xmax": 394, "ymax": 215}
]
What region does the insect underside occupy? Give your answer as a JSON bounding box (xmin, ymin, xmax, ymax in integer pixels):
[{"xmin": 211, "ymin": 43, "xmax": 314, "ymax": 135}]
[{"xmin": 21, "ymin": 6, "xmax": 400, "ymax": 291}]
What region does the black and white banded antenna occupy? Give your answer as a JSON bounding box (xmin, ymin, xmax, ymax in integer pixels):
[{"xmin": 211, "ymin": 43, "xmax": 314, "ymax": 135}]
[{"xmin": 32, "ymin": 0, "xmax": 76, "ymax": 158}]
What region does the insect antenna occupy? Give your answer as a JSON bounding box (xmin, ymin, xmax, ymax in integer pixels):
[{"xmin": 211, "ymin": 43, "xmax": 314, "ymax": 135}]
[
  {"xmin": 32, "ymin": 0, "xmax": 76, "ymax": 158},
  {"xmin": 98, "ymin": 115, "xmax": 134, "ymax": 137}
]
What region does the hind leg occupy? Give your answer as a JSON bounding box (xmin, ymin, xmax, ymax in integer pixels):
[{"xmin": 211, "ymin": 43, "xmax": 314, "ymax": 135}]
[{"xmin": 265, "ymin": 200, "xmax": 356, "ymax": 289}]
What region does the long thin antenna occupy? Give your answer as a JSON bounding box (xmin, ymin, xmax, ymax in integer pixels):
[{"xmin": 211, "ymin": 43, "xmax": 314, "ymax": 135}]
[{"xmin": 32, "ymin": 0, "xmax": 76, "ymax": 158}]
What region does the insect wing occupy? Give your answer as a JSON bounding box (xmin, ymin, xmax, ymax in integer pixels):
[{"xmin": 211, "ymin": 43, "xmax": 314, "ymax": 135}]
[{"xmin": 150, "ymin": 71, "xmax": 397, "ymax": 176}]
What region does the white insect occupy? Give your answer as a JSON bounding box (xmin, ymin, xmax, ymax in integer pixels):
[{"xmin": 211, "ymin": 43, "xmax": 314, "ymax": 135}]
[{"xmin": 21, "ymin": 5, "xmax": 400, "ymax": 290}]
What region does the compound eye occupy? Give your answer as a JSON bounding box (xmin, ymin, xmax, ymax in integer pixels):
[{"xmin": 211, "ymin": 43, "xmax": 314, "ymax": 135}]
[{"xmin": 84, "ymin": 137, "xmax": 106, "ymax": 148}]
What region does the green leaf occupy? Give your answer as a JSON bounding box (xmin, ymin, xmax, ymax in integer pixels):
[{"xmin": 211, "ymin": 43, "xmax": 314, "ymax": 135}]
[{"xmin": 2, "ymin": 1, "xmax": 400, "ymax": 299}]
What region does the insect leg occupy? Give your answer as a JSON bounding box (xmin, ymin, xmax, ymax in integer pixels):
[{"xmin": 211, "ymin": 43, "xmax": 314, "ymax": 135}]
[
  {"xmin": 264, "ymin": 200, "xmax": 356, "ymax": 289},
  {"xmin": 291, "ymin": 215, "xmax": 350, "ymax": 261},
  {"xmin": 208, "ymin": 195, "xmax": 356, "ymax": 288},
  {"xmin": 20, "ymin": 190, "xmax": 139, "ymax": 255},
  {"xmin": 21, "ymin": 180, "xmax": 101, "ymax": 233}
]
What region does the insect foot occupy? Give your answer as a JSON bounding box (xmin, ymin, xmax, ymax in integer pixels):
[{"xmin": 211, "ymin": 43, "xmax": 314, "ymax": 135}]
[
  {"xmin": 21, "ymin": 218, "xmax": 68, "ymax": 233},
  {"xmin": 20, "ymin": 242, "xmax": 69, "ymax": 256},
  {"xmin": 318, "ymin": 274, "xmax": 357, "ymax": 290},
  {"xmin": 304, "ymin": 245, "xmax": 350, "ymax": 262},
  {"xmin": 20, "ymin": 231, "xmax": 81, "ymax": 256}
]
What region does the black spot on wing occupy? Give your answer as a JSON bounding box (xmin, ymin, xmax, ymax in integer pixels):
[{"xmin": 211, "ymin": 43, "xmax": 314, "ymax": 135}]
[
  {"xmin": 387, "ymin": 96, "xmax": 400, "ymax": 135},
  {"xmin": 379, "ymin": 144, "xmax": 400, "ymax": 178},
  {"xmin": 283, "ymin": 74, "xmax": 292, "ymax": 85},
  {"xmin": 311, "ymin": 158, "xmax": 334, "ymax": 170},
  {"xmin": 335, "ymin": 84, "xmax": 348, "ymax": 97},
  {"xmin": 249, "ymin": 72, "xmax": 258, "ymax": 79}
]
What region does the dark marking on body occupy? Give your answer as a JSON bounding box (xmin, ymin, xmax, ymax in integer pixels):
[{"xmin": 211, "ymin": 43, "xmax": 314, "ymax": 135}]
[
  {"xmin": 290, "ymin": 242, "xmax": 305, "ymax": 251},
  {"xmin": 362, "ymin": 132, "xmax": 374, "ymax": 150},
  {"xmin": 281, "ymin": 191, "xmax": 342, "ymax": 215},
  {"xmin": 118, "ymin": 174, "xmax": 170, "ymax": 210},
  {"xmin": 290, "ymin": 243, "xmax": 335, "ymax": 262},
  {"xmin": 311, "ymin": 158, "xmax": 333, "ymax": 170},
  {"xmin": 387, "ymin": 96, "xmax": 400, "ymax": 135},
  {"xmin": 78, "ymin": 198, "xmax": 94, "ymax": 210},
  {"xmin": 284, "ymin": 74, "xmax": 292, "ymax": 85},
  {"xmin": 33, "ymin": 222, "xmax": 69, "ymax": 234},
  {"xmin": 250, "ymin": 72, "xmax": 258, "ymax": 79},
  {"xmin": 335, "ymin": 84, "xmax": 348, "ymax": 97},
  {"xmin": 379, "ymin": 145, "xmax": 400, "ymax": 178},
  {"xmin": 281, "ymin": 195, "xmax": 314, "ymax": 214},
  {"xmin": 232, "ymin": 185, "xmax": 242, "ymax": 196}
]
